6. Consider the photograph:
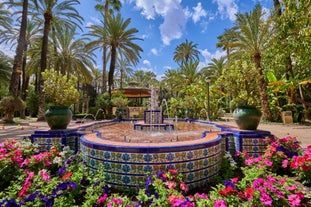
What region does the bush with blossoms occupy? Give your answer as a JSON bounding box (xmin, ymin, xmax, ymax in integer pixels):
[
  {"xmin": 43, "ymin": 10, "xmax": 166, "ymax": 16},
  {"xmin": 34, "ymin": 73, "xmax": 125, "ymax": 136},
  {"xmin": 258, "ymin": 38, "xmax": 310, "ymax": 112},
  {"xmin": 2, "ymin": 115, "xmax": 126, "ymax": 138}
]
[
  {"xmin": 0, "ymin": 136, "xmax": 311, "ymax": 207},
  {"xmin": 0, "ymin": 138, "xmax": 131, "ymax": 207}
]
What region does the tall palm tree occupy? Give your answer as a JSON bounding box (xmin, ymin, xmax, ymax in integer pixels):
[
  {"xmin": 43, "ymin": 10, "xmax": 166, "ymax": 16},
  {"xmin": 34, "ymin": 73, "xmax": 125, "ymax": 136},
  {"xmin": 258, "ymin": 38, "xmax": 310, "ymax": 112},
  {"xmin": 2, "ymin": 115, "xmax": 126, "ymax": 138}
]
[
  {"xmin": 233, "ymin": 4, "xmax": 272, "ymax": 120},
  {"xmin": 173, "ymin": 39, "xmax": 200, "ymax": 66},
  {"xmin": 104, "ymin": 13, "xmax": 143, "ymax": 98},
  {"xmin": 33, "ymin": 0, "xmax": 83, "ymax": 121},
  {"xmin": 7, "ymin": 0, "xmax": 28, "ymax": 99},
  {"xmin": 52, "ymin": 27, "xmax": 95, "ymax": 83},
  {"xmin": 94, "ymin": 0, "xmax": 121, "ymax": 93}
]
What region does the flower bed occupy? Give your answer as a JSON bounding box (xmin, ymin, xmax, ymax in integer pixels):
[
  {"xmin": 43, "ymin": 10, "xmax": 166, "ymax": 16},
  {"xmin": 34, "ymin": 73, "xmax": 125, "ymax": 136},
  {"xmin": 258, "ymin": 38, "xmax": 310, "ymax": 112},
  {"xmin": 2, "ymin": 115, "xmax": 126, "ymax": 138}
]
[{"xmin": 0, "ymin": 136, "xmax": 310, "ymax": 206}]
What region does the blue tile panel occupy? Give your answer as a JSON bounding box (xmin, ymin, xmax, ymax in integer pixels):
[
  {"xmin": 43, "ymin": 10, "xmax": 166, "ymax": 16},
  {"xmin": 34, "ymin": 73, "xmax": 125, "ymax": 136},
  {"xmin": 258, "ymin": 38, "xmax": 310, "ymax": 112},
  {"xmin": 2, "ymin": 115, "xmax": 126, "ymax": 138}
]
[
  {"xmin": 28, "ymin": 119, "xmax": 272, "ymax": 189},
  {"xmin": 30, "ymin": 129, "xmax": 80, "ymax": 152},
  {"xmin": 80, "ymin": 134, "xmax": 225, "ymax": 189}
]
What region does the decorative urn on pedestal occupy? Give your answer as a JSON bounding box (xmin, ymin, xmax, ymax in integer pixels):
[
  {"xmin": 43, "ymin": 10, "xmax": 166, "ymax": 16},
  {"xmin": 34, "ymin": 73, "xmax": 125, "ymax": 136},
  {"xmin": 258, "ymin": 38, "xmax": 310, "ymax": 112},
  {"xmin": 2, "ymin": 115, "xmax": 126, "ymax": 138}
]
[
  {"xmin": 42, "ymin": 70, "xmax": 79, "ymax": 130},
  {"xmin": 233, "ymin": 105, "xmax": 262, "ymax": 130}
]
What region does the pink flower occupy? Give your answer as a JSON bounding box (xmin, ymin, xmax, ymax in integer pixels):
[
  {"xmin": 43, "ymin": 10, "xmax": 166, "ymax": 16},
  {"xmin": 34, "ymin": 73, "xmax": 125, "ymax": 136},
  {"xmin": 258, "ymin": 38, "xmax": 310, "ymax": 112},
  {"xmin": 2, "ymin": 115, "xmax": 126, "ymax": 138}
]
[
  {"xmin": 111, "ymin": 198, "xmax": 123, "ymax": 205},
  {"xmin": 278, "ymin": 177, "xmax": 287, "ymax": 185},
  {"xmin": 20, "ymin": 158, "xmax": 29, "ymax": 168},
  {"xmin": 231, "ymin": 177, "xmax": 239, "ymax": 183},
  {"xmin": 285, "ymin": 185, "xmax": 297, "ymax": 191},
  {"xmin": 245, "ymin": 158, "xmax": 254, "ymax": 166},
  {"xmin": 260, "ymin": 192, "xmax": 272, "ymax": 206},
  {"xmin": 195, "ymin": 193, "xmax": 208, "ymax": 199},
  {"xmin": 97, "ymin": 194, "xmax": 108, "ymax": 204},
  {"xmin": 263, "ymin": 158, "xmax": 273, "ymax": 167},
  {"xmin": 39, "ymin": 170, "xmax": 50, "ymax": 182},
  {"xmin": 288, "ymin": 194, "xmax": 301, "ymax": 206},
  {"xmin": 180, "ymin": 181, "xmax": 189, "ymax": 192},
  {"xmin": 282, "ymin": 159, "xmax": 289, "ymax": 168},
  {"xmin": 165, "ymin": 180, "xmax": 176, "ymax": 190},
  {"xmin": 168, "ymin": 195, "xmax": 185, "ymax": 205},
  {"xmin": 214, "ymin": 199, "xmax": 226, "ymax": 207}
]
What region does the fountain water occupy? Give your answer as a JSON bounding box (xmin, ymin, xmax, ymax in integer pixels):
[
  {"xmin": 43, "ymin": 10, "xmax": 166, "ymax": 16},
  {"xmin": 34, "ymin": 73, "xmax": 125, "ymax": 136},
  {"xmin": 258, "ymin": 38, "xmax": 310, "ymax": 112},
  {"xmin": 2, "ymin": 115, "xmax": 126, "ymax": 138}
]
[
  {"xmin": 133, "ymin": 86, "xmax": 174, "ymax": 132},
  {"xmin": 80, "ymin": 108, "xmax": 104, "ymax": 123},
  {"xmin": 200, "ymin": 108, "xmax": 209, "ymax": 120}
]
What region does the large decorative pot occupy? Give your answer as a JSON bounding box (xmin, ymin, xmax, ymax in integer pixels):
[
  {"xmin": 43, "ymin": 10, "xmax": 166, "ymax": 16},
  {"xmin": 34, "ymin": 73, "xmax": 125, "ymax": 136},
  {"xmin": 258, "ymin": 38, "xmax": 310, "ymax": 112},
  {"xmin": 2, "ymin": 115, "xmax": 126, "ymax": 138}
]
[
  {"xmin": 233, "ymin": 105, "xmax": 262, "ymax": 130},
  {"xmin": 45, "ymin": 106, "xmax": 72, "ymax": 130}
]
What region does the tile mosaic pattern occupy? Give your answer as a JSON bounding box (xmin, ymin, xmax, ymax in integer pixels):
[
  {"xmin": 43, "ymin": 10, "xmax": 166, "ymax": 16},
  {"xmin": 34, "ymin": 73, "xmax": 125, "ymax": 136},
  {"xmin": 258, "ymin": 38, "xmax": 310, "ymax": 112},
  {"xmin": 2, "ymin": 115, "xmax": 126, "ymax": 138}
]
[
  {"xmin": 144, "ymin": 110, "xmax": 163, "ymax": 124},
  {"xmin": 80, "ymin": 137, "xmax": 224, "ymax": 189},
  {"xmin": 29, "ymin": 120, "xmax": 272, "ymax": 189},
  {"xmin": 30, "ymin": 130, "xmax": 80, "ymax": 152}
]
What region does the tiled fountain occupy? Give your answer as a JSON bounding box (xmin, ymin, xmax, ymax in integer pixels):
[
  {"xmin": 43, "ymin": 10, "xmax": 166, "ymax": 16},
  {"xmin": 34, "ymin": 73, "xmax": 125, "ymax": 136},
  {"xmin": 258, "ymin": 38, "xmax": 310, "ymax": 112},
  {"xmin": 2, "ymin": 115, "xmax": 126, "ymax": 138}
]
[{"xmin": 30, "ymin": 87, "xmax": 272, "ymax": 189}]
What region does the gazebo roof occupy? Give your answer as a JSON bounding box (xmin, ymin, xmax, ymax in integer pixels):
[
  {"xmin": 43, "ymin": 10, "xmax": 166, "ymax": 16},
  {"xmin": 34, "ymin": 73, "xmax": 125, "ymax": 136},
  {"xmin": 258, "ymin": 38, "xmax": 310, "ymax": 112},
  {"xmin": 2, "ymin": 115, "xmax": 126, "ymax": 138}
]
[{"xmin": 112, "ymin": 88, "xmax": 151, "ymax": 98}]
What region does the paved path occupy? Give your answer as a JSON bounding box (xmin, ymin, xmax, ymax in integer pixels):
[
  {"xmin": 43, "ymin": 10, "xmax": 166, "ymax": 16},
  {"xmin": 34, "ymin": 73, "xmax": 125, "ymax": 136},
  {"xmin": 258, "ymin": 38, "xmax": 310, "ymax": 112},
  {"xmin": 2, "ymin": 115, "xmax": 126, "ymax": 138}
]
[
  {"xmin": 0, "ymin": 119, "xmax": 310, "ymax": 148},
  {"xmin": 215, "ymin": 120, "xmax": 311, "ymax": 148}
]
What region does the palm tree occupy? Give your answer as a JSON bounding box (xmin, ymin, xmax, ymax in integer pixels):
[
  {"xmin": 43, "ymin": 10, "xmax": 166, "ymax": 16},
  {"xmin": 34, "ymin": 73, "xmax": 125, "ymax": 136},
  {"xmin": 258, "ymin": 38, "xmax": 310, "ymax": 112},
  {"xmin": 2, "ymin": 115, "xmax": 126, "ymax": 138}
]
[
  {"xmin": 216, "ymin": 28, "xmax": 238, "ymax": 62},
  {"xmin": 0, "ymin": 52, "xmax": 12, "ymax": 87},
  {"xmin": 233, "ymin": 4, "xmax": 272, "ymax": 120},
  {"xmin": 161, "ymin": 69, "xmax": 183, "ymax": 98},
  {"xmin": 104, "ymin": 13, "xmax": 143, "ymax": 98},
  {"xmin": 92, "ymin": 68, "xmax": 103, "ymax": 94},
  {"xmin": 94, "ymin": 0, "xmax": 121, "ymax": 93},
  {"xmin": 173, "ymin": 39, "xmax": 200, "ymax": 66},
  {"xmin": 0, "ymin": 2, "xmax": 12, "ymax": 33},
  {"xmin": 201, "ymin": 57, "xmax": 226, "ymax": 83},
  {"xmin": 180, "ymin": 60, "xmax": 201, "ymax": 86},
  {"xmin": 52, "ymin": 27, "xmax": 95, "ymax": 83},
  {"xmin": 33, "ymin": 0, "xmax": 83, "ymax": 121},
  {"xmin": 2, "ymin": 18, "xmax": 41, "ymax": 110},
  {"xmin": 7, "ymin": 0, "xmax": 28, "ymax": 99},
  {"xmin": 115, "ymin": 56, "xmax": 134, "ymax": 89},
  {"xmin": 131, "ymin": 70, "xmax": 157, "ymax": 88}
]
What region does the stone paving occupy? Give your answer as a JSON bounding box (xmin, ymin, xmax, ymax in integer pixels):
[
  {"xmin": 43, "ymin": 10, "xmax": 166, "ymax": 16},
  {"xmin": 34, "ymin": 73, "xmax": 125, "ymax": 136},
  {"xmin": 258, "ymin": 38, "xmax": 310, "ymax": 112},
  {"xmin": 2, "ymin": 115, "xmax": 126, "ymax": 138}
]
[{"xmin": 0, "ymin": 118, "xmax": 310, "ymax": 148}]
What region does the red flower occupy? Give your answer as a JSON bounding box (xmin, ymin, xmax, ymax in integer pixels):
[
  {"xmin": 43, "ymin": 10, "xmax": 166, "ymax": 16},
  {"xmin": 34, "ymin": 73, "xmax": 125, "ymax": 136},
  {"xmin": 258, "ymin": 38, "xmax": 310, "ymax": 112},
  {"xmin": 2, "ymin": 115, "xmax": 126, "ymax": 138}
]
[
  {"xmin": 218, "ymin": 186, "xmax": 236, "ymax": 196},
  {"xmin": 244, "ymin": 187, "xmax": 254, "ymax": 200},
  {"xmin": 62, "ymin": 171, "xmax": 73, "ymax": 181}
]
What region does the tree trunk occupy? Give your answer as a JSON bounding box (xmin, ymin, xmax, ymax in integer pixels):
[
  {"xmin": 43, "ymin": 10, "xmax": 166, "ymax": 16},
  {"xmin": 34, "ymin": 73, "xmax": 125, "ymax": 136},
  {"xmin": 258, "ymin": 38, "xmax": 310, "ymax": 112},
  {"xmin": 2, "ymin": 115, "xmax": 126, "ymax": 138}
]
[
  {"xmin": 20, "ymin": 44, "xmax": 29, "ymax": 119},
  {"xmin": 37, "ymin": 11, "xmax": 52, "ymax": 121},
  {"xmin": 108, "ymin": 46, "xmax": 117, "ymax": 116},
  {"xmin": 253, "ymin": 52, "xmax": 272, "ymax": 121},
  {"xmin": 9, "ymin": 0, "xmax": 28, "ymax": 98}
]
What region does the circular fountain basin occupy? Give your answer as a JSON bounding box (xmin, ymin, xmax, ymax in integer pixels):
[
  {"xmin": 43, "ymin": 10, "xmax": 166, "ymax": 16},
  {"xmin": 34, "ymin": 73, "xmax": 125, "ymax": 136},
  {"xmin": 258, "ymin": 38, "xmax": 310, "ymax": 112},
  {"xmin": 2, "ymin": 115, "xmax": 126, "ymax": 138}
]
[{"xmin": 80, "ymin": 121, "xmax": 226, "ymax": 189}]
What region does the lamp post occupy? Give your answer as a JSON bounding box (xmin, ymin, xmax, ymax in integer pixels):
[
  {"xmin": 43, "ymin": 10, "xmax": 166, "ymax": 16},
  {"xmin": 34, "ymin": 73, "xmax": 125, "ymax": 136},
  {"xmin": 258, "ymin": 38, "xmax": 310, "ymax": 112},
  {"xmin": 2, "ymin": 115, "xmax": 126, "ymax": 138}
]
[{"xmin": 205, "ymin": 77, "xmax": 211, "ymax": 121}]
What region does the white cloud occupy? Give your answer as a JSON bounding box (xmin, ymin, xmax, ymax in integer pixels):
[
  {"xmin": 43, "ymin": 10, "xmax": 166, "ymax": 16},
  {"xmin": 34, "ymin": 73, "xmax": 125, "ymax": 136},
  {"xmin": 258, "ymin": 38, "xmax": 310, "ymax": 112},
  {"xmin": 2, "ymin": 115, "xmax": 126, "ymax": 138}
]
[
  {"xmin": 132, "ymin": 0, "xmax": 189, "ymax": 45},
  {"xmin": 198, "ymin": 48, "xmax": 226, "ymax": 69},
  {"xmin": 213, "ymin": 0, "xmax": 238, "ymax": 21},
  {"xmin": 143, "ymin": 59, "xmax": 151, "ymax": 66},
  {"xmin": 192, "ymin": 2, "xmax": 207, "ymax": 23},
  {"xmin": 150, "ymin": 48, "xmax": 158, "ymax": 55}
]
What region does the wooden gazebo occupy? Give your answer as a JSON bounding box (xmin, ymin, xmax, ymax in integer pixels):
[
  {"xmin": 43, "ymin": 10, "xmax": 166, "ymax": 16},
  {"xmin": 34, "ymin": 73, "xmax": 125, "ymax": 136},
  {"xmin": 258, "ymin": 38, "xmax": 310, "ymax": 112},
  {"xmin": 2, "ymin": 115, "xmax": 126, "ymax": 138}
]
[{"xmin": 112, "ymin": 82, "xmax": 151, "ymax": 118}]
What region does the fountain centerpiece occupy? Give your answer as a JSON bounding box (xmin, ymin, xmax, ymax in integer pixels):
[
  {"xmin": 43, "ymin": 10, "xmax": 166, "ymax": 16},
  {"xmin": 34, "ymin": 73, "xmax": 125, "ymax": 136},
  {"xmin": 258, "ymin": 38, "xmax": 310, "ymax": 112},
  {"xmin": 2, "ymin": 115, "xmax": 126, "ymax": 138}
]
[{"xmin": 134, "ymin": 86, "xmax": 174, "ymax": 131}]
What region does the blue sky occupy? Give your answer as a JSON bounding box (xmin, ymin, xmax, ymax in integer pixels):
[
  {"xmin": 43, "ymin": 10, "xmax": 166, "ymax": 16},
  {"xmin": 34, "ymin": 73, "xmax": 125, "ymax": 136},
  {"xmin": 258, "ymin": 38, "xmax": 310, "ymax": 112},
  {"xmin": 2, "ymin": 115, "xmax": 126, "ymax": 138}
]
[
  {"xmin": 77, "ymin": 0, "xmax": 273, "ymax": 79},
  {"xmin": 1, "ymin": 0, "xmax": 273, "ymax": 80}
]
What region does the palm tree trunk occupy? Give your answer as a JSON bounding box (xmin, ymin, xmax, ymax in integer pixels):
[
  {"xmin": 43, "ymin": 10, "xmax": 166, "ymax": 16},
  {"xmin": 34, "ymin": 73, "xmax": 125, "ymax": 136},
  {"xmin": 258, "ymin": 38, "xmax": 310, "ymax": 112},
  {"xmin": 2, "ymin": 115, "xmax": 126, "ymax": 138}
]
[
  {"xmin": 9, "ymin": 0, "xmax": 28, "ymax": 98},
  {"xmin": 108, "ymin": 46, "xmax": 117, "ymax": 116},
  {"xmin": 21, "ymin": 44, "xmax": 29, "ymax": 119},
  {"xmin": 37, "ymin": 11, "xmax": 52, "ymax": 121},
  {"xmin": 254, "ymin": 52, "xmax": 272, "ymax": 121}
]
